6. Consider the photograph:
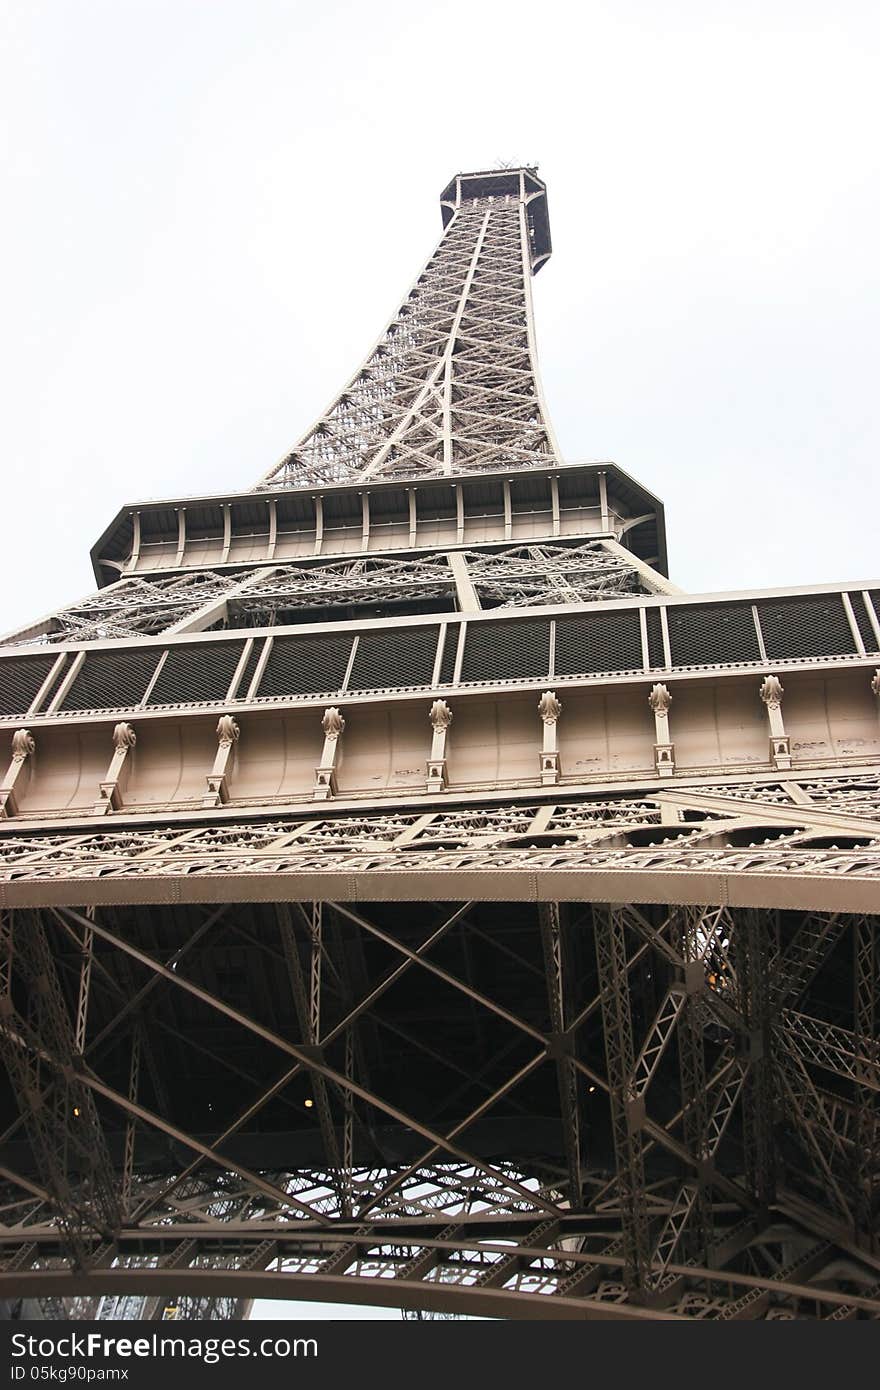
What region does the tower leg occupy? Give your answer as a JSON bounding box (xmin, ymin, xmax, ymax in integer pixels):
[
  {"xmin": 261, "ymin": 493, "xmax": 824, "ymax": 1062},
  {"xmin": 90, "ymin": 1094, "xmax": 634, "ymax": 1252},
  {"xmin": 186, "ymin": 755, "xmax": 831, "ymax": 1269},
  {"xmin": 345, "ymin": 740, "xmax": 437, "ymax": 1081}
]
[{"xmin": 593, "ymin": 904, "xmax": 653, "ymax": 1295}]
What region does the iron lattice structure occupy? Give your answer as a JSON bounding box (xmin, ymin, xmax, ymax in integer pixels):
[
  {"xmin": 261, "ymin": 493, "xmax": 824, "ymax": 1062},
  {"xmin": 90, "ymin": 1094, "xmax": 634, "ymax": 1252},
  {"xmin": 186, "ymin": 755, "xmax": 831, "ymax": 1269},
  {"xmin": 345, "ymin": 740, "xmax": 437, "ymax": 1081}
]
[
  {"xmin": 1, "ymin": 167, "xmax": 879, "ymax": 1322},
  {"xmin": 259, "ymin": 169, "xmax": 557, "ymax": 489}
]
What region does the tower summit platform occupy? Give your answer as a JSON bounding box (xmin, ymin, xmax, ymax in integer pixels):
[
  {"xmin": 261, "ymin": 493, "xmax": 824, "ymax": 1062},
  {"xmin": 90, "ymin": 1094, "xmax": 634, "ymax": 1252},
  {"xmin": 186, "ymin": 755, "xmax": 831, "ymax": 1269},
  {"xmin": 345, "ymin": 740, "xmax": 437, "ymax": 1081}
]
[{"xmin": 438, "ymin": 167, "xmax": 552, "ymax": 270}]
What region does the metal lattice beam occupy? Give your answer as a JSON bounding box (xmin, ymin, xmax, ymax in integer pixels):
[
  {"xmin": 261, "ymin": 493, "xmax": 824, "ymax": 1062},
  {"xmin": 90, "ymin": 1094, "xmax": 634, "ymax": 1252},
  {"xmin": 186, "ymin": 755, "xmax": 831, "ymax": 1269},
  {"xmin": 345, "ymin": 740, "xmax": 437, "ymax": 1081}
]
[
  {"xmin": 259, "ymin": 178, "xmax": 560, "ymax": 489},
  {"xmin": 593, "ymin": 904, "xmax": 653, "ymax": 1293},
  {"xmin": 0, "ymin": 911, "xmax": 122, "ymax": 1264}
]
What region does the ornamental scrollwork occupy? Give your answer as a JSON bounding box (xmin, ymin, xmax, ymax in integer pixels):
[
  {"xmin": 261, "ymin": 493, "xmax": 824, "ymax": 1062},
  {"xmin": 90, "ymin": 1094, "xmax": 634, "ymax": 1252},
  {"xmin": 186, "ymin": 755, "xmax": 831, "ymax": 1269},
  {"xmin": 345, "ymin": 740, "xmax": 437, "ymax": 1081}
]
[
  {"xmin": 538, "ymin": 691, "xmax": 562, "ymax": 725},
  {"xmin": 648, "ymin": 683, "xmax": 672, "ymax": 714},
  {"xmin": 216, "ymin": 715, "xmax": 240, "ymax": 747},
  {"xmin": 429, "ymin": 699, "xmax": 453, "ymax": 731},
  {"xmin": 10, "ymin": 729, "xmax": 35, "ymax": 762},
  {"xmin": 321, "ymin": 707, "xmax": 346, "ymax": 740},
  {"xmin": 759, "ymin": 675, "xmax": 784, "ymax": 708}
]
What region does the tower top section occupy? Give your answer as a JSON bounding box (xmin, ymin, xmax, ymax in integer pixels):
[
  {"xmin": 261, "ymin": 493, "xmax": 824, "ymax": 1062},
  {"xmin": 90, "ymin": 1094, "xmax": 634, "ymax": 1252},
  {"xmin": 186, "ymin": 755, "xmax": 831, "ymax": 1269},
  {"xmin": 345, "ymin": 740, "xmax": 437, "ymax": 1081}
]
[
  {"xmin": 256, "ymin": 164, "xmax": 561, "ymax": 490},
  {"xmin": 439, "ymin": 167, "xmax": 552, "ymax": 273}
]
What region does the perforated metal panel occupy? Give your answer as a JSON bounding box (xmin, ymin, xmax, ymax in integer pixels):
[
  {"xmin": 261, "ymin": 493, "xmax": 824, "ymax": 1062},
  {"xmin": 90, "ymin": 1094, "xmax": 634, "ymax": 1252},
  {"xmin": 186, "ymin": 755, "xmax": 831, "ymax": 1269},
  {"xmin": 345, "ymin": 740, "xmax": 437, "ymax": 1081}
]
[
  {"xmin": 348, "ymin": 627, "xmax": 438, "ymax": 691},
  {"xmin": 61, "ymin": 649, "xmax": 161, "ymax": 711},
  {"xmin": 0, "ymin": 654, "xmax": 62, "ymax": 717},
  {"xmin": 849, "ymin": 594, "xmax": 879, "ymax": 653},
  {"xmin": 554, "ymin": 611, "xmax": 642, "ymax": 676},
  {"xmin": 460, "ymin": 620, "xmax": 550, "ymax": 683},
  {"xmin": 667, "ymin": 603, "xmax": 760, "ymax": 667},
  {"xmin": 645, "ymin": 608, "xmax": 665, "ymax": 669},
  {"xmin": 757, "ymin": 595, "xmax": 856, "ymax": 661},
  {"xmin": 147, "ymin": 642, "xmax": 246, "ymax": 707},
  {"xmin": 257, "ymin": 633, "xmax": 354, "ymax": 699}
]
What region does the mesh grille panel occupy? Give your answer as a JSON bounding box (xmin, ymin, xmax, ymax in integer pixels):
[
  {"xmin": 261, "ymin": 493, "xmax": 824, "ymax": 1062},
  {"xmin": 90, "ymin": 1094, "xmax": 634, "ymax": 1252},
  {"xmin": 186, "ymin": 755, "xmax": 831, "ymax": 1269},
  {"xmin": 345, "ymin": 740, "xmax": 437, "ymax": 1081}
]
[
  {"xmin": 61, "ymin": 649, "xmax": 161, "ymax": 711},
  {"xmin": 461, "ymin": 620, "xmax": 550, "ymax": 683},
  {"xmin": 667, "ymin": 603, "xmax": 760, "ymax": 667},
  {"xmin": 757, "ymin": 596, "xmax": 856, "ymax": 661},
  {"xmin": 348, "ymin": 627, "xmax": 438, "ymax": 690},
  {"xmin": 555, "ymin": 611, "xmax": 642, "ymax": 676},
  {"xmin": 258, "ymin": 633, "xmax": 354, "ymax": 698},
  {"xmin": 0, "ymin": 654, "xmax": 62, "ymax": 717},
  {"xmin": 645, "ymin": 608, "xmax": 665, "ymax": 668},
  {"xmin": 148, "ymin": 642, "xmax": 245, "ymax": 706},
  {"xmin": 437, "ymin": 626, "xmax": 458, "ymax": 685},
  {"xmin": 849, "ymin": 593, "xmax": 879, "ymax": 652}
]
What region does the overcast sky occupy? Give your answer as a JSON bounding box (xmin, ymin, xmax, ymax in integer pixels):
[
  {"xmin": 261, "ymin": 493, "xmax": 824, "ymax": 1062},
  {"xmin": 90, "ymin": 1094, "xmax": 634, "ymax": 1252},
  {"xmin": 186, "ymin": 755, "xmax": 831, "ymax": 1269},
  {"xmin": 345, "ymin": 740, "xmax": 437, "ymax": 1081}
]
[
  {"xmin": 2, "ymin": 0, "xmax": 878, "ymax": 639},
  {"xmin": 2, "ymin": 0, "xmax": 878, "ymax": 1318}
]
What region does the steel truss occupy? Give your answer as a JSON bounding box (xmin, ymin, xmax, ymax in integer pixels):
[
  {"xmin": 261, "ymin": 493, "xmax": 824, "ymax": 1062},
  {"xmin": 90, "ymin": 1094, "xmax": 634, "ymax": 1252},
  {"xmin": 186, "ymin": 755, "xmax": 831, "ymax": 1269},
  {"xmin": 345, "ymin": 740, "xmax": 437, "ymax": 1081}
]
[
  {"xmin": 259, "ymin": 181, "xmax": 559, "ymax": 489},
  {"xmin": 0, "ymin": 540, "xmax": 652, "ymax": 649},
  {"xmin": 1, "ymin": 897, "xmax": 879, "ymax": 1319},
  {"xmin": 1, "ymin": 770, "xmax": 879, "ymax": 909}
]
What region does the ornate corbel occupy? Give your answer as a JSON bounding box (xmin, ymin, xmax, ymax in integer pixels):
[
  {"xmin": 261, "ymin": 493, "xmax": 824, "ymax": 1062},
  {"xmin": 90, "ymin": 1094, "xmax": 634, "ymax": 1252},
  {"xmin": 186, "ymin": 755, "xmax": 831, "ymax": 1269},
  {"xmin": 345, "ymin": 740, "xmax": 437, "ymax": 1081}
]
[
  {"xmin": 94, "ymin": 722, "xmax": 137, "ymax": 815},
  {"xmin": 538, "ymin": 691, "xmax": 562, "ymax": 785},
  {"xmin": 759, "ymin": 674, "xmax": 791, "ymax": 770},
  {"xmin": 314, "ymin": 707, "xmax": 345, "ymax": 800},
  {"xmin": 648, "ymin": 683, "xmax": 675, "ymax": 777},
  {"xmin": 0, "ymin": 729, "xmax": 35, "ymax": 818},
  {"xmin": 426, "ymin": 699, "xmax": 453, "ymax": 791},
  {"xmin": 204, "ymin": 715, "xmax": 240, "ymax": 807}
]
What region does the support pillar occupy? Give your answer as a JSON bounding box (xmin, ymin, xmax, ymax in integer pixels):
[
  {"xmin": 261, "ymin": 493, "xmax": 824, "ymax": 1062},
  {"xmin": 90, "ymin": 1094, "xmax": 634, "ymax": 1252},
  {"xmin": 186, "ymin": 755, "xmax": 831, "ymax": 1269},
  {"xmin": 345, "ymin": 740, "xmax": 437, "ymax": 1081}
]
[
  {"xmin": 759, "ymin": 675, "xmax": 791, "ymax": 770},
  {"xmin": 594, "ymin": 904, "xmax": 653, "ymax": 1294},
  {"xmin": 94, "ymin": 723, "xmax": 137, "ymax": 814},
  {"xmin": 854, "ymin": 915, "xmax": 879, "ymax": 1249},
  {"xmin": 121, "ymin": 1025, "xmax": 142, "ymax": 1216},
  {"xmin": 673, "ymin": 907, "xmax": 711, "ymax": 1262},
  {"xmin": 426, "ymin": 699, "xmax": 453, "ymax": 791},
  {"xmin": 539, "ymin": 902, "xmax": 581, "ymax": 1201},
  {"xmin": 314, "ymin": 708, "xmax": 345, "ymax": 800},
  {"xmin": 738, "ymin": 908, "xmax": 776, "ymax": 1206},
  {"xmin": 204, "ymin": 715, "xmax": 240, "ymax": 807},
  {"xmin": 0, "ymin": 729, "xmax": 35, "ymax": 818},
  {"xmin": 342, "ymin": 1029, "xmax": 354, "ymax": 1220},
  {"xmin": 0, "ymin": 910, "xmax": 122, "ymax": 1263},
  {"xmin": 648, "ymin": 683, "xmax": 674, "ymax": 776},
  {"xmin": 276, "ymin": 904, "xmax": 343, "ymax": 1194},
  {"xmin": 74, "ymin": 913, "xmax": 94, "ymax": 1056},
  {"xmin": 447, "ymin": 551, "xmax": 480, "ymax": 611},
  {"xmin": 538, "ymin": 691, "xmax": 562, "ymax": 785}
]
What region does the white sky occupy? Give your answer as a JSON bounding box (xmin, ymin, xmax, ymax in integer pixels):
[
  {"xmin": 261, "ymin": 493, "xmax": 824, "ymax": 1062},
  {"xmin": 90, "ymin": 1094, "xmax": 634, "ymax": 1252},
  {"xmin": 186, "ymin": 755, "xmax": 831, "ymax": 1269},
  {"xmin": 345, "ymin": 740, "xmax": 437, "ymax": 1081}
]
[
  {"xmin": 2, "ymin": 0, "xmax": 878, "ymax": 635},
  {"xmin": 1, "ymin": 0, "xmax": 878, "ymax": 1318}
]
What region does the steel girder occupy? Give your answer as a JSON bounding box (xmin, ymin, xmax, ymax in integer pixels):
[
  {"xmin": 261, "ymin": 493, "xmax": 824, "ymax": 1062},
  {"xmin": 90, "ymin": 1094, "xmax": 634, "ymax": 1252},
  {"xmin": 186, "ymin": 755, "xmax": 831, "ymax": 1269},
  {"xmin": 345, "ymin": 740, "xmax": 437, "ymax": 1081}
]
[
  {"xmin": 2, "ymin": 770, "xmax": 880, "ymax": 912},
  {"xmin": 0, "ymin": 540, "xmax": 653, "ymax": 649},
  {"xmin": 259, "ymin": 191, "xmax": 559, "ymax": 490},
  {"xmin": 1, "ymin": 899, "xmax": 878, "ymax": 1319},
  {"xmin": 0, "ymin": 910, "xmax": 121, "ymax": 1265},
  {"xmin": 853, "ymin": 916, "xmax": 879, "ymax": 1247},
  {"xmin": 3, "ymin": 1207, "xmax": 880, "ymax": 1321}
]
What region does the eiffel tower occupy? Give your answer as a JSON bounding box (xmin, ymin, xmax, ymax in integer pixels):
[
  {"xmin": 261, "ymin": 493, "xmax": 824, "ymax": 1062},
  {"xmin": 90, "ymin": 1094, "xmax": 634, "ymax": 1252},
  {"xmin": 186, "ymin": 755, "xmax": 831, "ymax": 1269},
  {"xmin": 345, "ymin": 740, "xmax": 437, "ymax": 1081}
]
[{"xmin": 1, "ymin": 167, "xmax": 879, "ymax": 1322}]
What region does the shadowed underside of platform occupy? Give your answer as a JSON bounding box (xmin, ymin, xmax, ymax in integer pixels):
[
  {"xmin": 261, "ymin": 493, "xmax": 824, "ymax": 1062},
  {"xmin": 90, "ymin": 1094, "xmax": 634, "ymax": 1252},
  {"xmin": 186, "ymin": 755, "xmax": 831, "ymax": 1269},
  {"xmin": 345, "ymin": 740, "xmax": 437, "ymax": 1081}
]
[{"xmin": 1, "ymin": 882, "xmax": 880, "ymax": 1318}]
